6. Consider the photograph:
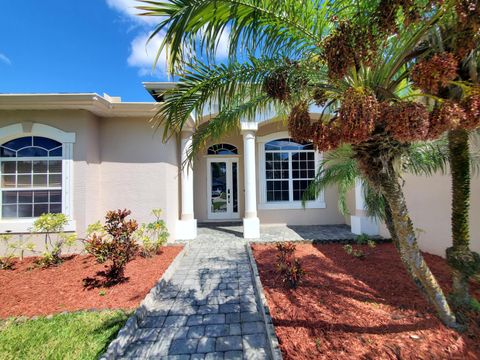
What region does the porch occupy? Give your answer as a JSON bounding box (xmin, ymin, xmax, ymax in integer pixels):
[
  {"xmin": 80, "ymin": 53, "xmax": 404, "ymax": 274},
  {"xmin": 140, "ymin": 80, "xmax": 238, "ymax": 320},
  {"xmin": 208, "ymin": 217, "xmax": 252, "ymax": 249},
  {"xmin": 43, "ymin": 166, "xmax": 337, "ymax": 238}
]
[
  {"xmin": 182, "ymin": 223, "xmax": 363, "ymax": 243},
  {"xmin": 176, "ymin": 121, "xmax": 380, "ymax": 241}
]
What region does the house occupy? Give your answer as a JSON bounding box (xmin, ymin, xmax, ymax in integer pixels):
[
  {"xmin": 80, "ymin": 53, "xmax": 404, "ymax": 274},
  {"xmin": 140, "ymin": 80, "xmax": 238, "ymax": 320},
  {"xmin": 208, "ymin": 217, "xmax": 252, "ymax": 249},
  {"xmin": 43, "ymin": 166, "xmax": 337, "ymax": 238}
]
[{"xmin": 0, "ymin": 82, "xmax": 479, "ymax": 257}]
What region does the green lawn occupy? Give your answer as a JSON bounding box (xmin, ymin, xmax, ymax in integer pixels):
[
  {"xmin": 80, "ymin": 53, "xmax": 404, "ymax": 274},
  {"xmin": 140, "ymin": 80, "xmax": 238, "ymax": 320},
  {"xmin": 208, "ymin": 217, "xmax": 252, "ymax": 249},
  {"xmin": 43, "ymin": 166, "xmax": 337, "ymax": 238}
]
[{"xmin": 0, "ymin": 310, "xmax": 129, "ymax": 360}]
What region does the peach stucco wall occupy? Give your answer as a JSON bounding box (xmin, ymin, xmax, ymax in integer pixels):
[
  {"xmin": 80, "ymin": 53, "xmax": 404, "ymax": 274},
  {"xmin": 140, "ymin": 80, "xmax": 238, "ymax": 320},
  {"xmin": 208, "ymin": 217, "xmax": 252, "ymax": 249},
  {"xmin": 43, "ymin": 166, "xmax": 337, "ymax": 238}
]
[
  {"xmin": 379, "ymin": 172, "xmax": 480, "ymax": 257},
  {"xmin": 0, "ymin": 110, "xmax": 179, "ymax": 243}
]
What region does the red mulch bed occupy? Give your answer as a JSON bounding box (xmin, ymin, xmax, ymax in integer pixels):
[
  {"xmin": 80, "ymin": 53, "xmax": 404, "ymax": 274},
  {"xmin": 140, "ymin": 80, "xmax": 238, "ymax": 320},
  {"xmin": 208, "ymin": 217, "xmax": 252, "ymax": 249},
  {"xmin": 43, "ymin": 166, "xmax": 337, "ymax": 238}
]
[
  {"xmin": 252, "ymin": 243, "xmax": 480, "ymax": 360},
  {"xmin": 0, "ymin": 246, "xmax": 183, "ymax": 318}
]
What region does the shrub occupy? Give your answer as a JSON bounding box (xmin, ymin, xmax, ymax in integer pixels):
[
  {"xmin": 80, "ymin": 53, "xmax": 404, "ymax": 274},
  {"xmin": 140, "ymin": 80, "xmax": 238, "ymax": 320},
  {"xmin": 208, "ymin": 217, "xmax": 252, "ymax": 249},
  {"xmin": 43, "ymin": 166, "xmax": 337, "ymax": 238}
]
[
  {"xmin": 275, "ymin": 242, "xmax": 305, "ymax": 288},
  {"xmin": 85, "ymin": 209, "xmax": 138, "ymax": 282},
  {"xmin": 32, "ymin": 213, "xmax": 76, "ymax": 267},
  {"xmin": 134, "ymin": 209, "xmax": 169, "ymax": 258},
  {"xmin": 0, "ymin": 234, "xmax": 15, "ymax": 270},
  {"xmin": 344, "ymin": 239, "xmax": 376, "ymax": 260}
]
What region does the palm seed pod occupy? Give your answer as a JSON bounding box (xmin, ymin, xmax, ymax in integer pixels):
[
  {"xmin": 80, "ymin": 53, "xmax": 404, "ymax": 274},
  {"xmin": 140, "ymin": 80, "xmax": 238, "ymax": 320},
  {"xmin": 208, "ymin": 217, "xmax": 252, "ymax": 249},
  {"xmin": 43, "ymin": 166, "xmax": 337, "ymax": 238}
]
[
  {"xmin": 323, "ymin": 22, "xmax": 355, "ymax": 80},
  {"xmin": 311, "ymin": 121, "xmax": 342, "ymax": 152},
  {"xmin": 338, "ymin": 88, "xmax": 378, "ymax": 144},
  {"xmin": 427, "ymin": 100, "xmax": 466, "ymax": 139},
  {"xmin": 263, "ymin": 66, "xmax": 290, "ymax": 102},
  {"xmin": 287, "ymin": 102, "xmax": 312, "ymax": 142},
  {"xmin": 455, "ymin": 0, "xmax": 480, "ymax": 31},
  {"xmin": 461, "ymin": 91, "xmax": 480, "ymax": 130},
  {"xmin": 411, "ymin": 53, "xmax": 458, "ymax": 95},
  {"xmin": 381, "ymin": 101, "xmax": 429, "ymax": 142}
]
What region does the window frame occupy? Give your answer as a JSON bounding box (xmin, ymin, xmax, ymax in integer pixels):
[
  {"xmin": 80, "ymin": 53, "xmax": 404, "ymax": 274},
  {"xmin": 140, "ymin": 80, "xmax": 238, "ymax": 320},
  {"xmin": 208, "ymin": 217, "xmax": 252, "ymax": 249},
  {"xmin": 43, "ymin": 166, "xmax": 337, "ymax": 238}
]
[
  {"xmin": 257, "ymin": 131, "xmax": 326, "ymax": 210},
  {"xmin": 0, "ymin": 123, "xmax": 75, "ymax": 233}
]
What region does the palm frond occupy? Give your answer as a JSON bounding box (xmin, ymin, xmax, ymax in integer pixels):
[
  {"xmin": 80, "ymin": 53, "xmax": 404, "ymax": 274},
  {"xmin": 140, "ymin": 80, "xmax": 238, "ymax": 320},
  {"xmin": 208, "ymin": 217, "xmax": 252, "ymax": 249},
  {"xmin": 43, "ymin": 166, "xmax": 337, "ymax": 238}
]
[
  {"xmin": 136, "ymin": 0, "xmax": 332, "ymax": 72},
  {"xmin": 185, "ymin": 94, "xmax": 272, "ymax": 164},
  {"xmin": 152, "ymin": 57, "xmax": 279, "ymax": 140}
]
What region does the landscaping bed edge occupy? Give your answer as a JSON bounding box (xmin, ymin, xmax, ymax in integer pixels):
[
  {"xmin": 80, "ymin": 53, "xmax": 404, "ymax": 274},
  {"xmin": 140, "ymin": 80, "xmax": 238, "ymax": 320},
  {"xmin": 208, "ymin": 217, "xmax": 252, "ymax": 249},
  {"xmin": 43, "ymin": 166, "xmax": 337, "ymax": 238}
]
[
  {"xmin": 100, "ymin": 244, "xmax": 188, "ymax": 360},
  {"xmin": 246, "ymin": 243, "xmax": 283, "ymax": 360}
]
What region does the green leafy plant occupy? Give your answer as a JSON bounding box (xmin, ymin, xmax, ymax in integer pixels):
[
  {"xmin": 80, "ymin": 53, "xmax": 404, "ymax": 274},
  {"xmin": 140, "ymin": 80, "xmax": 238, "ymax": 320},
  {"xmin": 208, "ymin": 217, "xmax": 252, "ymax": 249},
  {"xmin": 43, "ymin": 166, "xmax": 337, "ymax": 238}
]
[
  {"xmin": 355, "ymin": 233, "xmax": 371, "ymax": 245},
  {"xmin": 85, "ymin": 209, "xmax": 138, "ymax": 283},
  {"xmin": 32, "ymin": 213, "xmax": 76, "ymax": 267},
  {"xmin": 275, "ymin": 242, "xmax": 305, "ymax": 289},
  {"xmin": 0, "ymin": 234, "xmax": 15, "ymax": 270},
  {"xmin": 134, "ymin": 209, "xmax": 169, "ymax": 257},
  {"xmin": 344, "ymin": 240, "xmax": 376, "ymax": 260}
]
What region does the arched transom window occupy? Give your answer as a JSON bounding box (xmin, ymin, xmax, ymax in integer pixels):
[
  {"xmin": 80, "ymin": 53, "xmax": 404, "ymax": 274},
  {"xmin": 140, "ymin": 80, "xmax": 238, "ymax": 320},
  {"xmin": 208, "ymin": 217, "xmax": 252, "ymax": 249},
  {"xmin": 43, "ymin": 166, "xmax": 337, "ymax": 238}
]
[
  {"xmin": 0, "ymin": 136, "xmax": 63, "ymax": 218},
  {"xmin": 207, "ymin": 144, "xmax": 238, "ymax": 155}
]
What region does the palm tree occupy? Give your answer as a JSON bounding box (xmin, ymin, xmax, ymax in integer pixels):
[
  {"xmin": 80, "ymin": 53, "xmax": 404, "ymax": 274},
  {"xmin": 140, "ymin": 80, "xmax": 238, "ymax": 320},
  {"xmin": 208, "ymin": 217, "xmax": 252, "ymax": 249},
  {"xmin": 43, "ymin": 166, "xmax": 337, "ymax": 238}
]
[
  {"xmin": 137, "ymin": 0, "xmax": 461, "ymax": 328},
  {"xmin": 409, "ymin": 11, "xmax": 480, "ymax": 308}
]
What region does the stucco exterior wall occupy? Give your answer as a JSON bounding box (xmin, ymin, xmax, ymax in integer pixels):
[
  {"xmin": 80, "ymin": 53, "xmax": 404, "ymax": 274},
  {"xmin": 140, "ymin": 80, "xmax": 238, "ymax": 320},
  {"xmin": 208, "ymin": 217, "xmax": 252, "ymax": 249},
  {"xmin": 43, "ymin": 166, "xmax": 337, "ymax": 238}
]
[
  {"xmin": 99, "ymin": 117, "xmax": 178, "ymax": 239},
  {"xmin": 0, "ymin": 110, "xmax": 179, "ymax": 255},
  {"xmin": 379, "ymin": 172, "xmax": 480, "ymax": 257}
]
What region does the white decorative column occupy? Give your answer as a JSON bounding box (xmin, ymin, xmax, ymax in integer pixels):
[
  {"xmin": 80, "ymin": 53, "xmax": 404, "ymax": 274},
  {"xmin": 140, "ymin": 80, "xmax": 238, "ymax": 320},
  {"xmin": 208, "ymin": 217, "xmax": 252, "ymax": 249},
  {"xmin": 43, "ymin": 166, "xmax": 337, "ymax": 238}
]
[
  {"xmin": 350, "ymin": 179, "xmax": 379, "ymax": 235},
  {"xmin": 241, "ymin": 122, "xmax": 260, "ymax": 238},
  {"xmin": 176, "ymin": 130, "xmax": 197, "ymax": 239}
]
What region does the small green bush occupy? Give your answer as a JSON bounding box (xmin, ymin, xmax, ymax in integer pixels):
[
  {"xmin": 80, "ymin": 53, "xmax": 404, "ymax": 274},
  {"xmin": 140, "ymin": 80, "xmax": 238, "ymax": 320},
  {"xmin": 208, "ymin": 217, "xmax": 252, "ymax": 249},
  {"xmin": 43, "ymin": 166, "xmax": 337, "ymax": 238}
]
[
  {"xmin": 32, "ymin": 213, "xmax": 76, "ymax": 267},
  {"xmin": 0, "ymin": 234, "xmax": 15, "ymax": 270},
  {"xmin": 134, "ymin": 209, "xmax": 169, "ymax": 257},
  {"xmin": 344, "ymin": 240, "xmax": 376, "ymax": 260}
]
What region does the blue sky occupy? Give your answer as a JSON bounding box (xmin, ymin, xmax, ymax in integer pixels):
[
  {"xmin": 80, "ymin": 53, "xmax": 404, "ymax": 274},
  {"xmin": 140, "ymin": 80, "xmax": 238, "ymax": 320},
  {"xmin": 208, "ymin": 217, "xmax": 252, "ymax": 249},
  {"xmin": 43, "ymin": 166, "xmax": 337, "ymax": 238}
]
[{"xmin": 0, "ymin": 0, "xmax": 179, "ymax": 102}]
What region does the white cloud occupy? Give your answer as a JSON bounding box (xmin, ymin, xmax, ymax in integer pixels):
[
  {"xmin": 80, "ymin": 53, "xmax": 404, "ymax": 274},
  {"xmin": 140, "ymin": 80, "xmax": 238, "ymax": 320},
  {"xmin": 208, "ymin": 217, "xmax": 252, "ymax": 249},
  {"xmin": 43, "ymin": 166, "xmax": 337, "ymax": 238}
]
[
  {"xmin": 128, "ymin": 32, "xmax": 167, "ymax": 76},
  {"xmin": 106, "ymin": 0, "xmax": 160, "ymax": 25},
  {"xmin": 0, "ymin": 53, "xmax": 11, "ymax": 65}
]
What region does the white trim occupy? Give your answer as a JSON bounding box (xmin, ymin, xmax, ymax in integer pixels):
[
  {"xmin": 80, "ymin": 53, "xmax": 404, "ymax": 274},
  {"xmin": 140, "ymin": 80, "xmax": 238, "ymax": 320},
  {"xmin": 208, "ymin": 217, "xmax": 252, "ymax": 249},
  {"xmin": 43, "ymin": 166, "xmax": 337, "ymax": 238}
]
[
  {"xmin": 206, "ymin": 157, "xmax": 240, "ymax": 220},
  {"xmin": 0, "ymin": 123, "xmax": 76, "ymax": 233},
  {"xmin": 257, "ymin": 132, "xmax": 326, "ymax": 210}
]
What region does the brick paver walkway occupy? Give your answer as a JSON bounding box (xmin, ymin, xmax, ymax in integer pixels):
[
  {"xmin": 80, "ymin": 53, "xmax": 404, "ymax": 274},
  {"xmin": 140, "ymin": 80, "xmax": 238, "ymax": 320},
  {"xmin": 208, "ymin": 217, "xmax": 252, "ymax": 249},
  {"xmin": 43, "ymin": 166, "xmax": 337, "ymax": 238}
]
[
  {"xmin": 120, "ymin": 234, "xmax": 271, "ymax": 359},
  {"xmin": 116, "ymin": 224, "xmax": 359, "ymax": 359}
]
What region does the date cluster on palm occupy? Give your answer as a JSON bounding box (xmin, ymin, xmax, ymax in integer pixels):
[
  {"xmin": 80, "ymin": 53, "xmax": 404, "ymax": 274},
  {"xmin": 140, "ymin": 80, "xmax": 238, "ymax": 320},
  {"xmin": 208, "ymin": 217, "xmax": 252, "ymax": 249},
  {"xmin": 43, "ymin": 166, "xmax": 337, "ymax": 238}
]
[{"xmin": 287, "ymin": 87, "xmax": 480, "ymax": 152}]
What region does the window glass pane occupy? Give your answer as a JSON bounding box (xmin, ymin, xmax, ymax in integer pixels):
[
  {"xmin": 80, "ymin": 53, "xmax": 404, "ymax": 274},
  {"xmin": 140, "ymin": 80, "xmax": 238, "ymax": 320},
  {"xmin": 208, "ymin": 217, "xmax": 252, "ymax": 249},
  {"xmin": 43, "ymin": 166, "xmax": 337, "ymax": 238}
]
[
  {"xmin": 18, "ymin": 191, "xmax": 33, "ymax": 204},
  {"xmin": 2, "ymin": 191, "xmax": 17, "ymax": 204},
  {"xmin": 18, "ymin": 204, "xmax": 33, "ymax": 218},
  {"xmin": 2, "ymin": 175, "xmax": 16, "ymax": 188},
  {"xmin": 17, "ymin": 175, "xmax": 31, "ymax": 187},
  {"xmin": 2, "ymin": 204, "xmax": 17, "ymax": 218},
  {"xmin": 34, "ymin": 204, "xmax": 49, "ymax": 217},
  {"xmin": 293, "ymin": 180, "xmax": 315, "ymax": 201},
  {"xmin": 0, "ymin": 147, "xmax": 16, "ymax": 157},
  {"xmin": 18, "ymin": 147, "xmax": 48, "ymax": 157},
  {"xmin": 33, "ymin": 174, "xmax": 48, "ymax": 187},
  {"xmin": 49, "ymin": 147, "xmax": 62, "ymax": 157},
  {"xmin": 50, "ymin": 190, "xmax": 62, "ymax": 203},
  {"xmin": 207, "ymin": 144, "xmax": 238, "ymax": 155},
  {"xmin": 1, "ymin": 162, "xmax": 16, "ymax": 174},
  {"xmin": 17, "ymin": 161, "xmax": 32, "ymax": 173},
  {"xmin": 34, "ymin": 191, "xmax": 49, "ymax": 203},
  {"xmin": 33, "ymin": 137, "xmax": 61, "ymax": 150},
  {"xmin": 49, "ymin": 203, "xmax": 62, "ymax": 214},
  {"xmin": 48, "ymin": 160, "xmax": 62, "ymax": 173},
  {"xmin": 2, "ymin": 137, "xmax": 32, "ymax": 151},
  {"xmin": 266, "ymin": 180, "xmax": 289, "ymax": 202},
  {"xmin": 49, "ymin": 174, "xmax": 62, "ymax": 187},
  {"xmin": 33, "ymin": 160, "xmax": 48, "ymax": 173},
  {"xmin": 265, "ymin": 138, "xmax": 313, "ymax": 151}
]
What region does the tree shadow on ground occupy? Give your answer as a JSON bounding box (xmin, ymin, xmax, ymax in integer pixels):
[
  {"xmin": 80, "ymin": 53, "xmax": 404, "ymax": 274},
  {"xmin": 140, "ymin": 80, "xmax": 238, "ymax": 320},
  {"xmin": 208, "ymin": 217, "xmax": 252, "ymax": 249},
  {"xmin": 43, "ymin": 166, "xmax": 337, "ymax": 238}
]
[{"xmin": 82, "ymin": 270, "xmax": 130, "ymax": 290}]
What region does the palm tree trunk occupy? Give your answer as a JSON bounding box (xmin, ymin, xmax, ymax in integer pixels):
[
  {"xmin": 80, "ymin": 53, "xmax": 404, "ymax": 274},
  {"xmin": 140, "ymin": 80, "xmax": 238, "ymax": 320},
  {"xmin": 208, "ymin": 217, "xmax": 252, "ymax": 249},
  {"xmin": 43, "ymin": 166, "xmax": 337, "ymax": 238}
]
[
  {"xmin": 446, "ymin": 129, "xmax": 480, "ymax": 307},
  {"xmin": 354, "ymin": 144, "xmax": 459, "ymax": 329}
]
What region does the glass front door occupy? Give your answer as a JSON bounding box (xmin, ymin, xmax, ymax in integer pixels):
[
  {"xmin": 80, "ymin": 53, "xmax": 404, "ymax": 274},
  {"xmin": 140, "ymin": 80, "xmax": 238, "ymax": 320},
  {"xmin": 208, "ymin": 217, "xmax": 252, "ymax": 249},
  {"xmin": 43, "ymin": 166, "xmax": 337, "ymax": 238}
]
[{"xmin": 207, "ymin": 158, "xmax": 239, "ymax": 219}]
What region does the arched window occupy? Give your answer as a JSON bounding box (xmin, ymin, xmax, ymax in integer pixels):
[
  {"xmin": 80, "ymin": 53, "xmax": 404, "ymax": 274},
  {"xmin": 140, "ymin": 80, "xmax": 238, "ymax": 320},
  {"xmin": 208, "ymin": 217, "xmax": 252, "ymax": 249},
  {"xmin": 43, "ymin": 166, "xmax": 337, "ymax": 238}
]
[
  {"xmin": 261, "ymin": 137, "xmax": 320, "ymax": 206},
  {"xmin": 0, "ymin": 136, "xmax": 63, "ymax": 218},
  {"xmin": 207, "ymin": 144, "xmax": 238, "ymax": 155}
]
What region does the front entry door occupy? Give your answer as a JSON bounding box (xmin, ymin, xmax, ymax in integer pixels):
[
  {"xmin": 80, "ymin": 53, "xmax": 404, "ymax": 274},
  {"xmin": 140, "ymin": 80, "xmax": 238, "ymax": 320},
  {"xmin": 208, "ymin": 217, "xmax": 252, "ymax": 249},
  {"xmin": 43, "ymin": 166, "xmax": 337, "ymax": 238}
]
[{"xmin": 207, "ymin": 158, "xmax": 239, "ymax": 220}]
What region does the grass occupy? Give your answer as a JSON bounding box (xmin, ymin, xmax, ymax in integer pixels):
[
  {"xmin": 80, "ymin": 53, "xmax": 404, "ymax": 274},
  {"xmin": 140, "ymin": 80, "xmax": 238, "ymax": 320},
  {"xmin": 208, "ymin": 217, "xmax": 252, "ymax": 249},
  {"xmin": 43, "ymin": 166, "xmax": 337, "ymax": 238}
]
[{"xmin": 0, "ymin": 310, "xmax": 129, "ymax": 360}]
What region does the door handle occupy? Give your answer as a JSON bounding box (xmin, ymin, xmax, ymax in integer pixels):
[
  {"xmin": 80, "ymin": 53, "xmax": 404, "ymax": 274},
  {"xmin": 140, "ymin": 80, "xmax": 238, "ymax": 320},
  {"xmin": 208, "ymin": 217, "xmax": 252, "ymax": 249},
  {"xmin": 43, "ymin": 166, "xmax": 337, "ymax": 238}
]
[{"xmin": 227, "ymin": 189, "xmax": 231, "ymax": 203}]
